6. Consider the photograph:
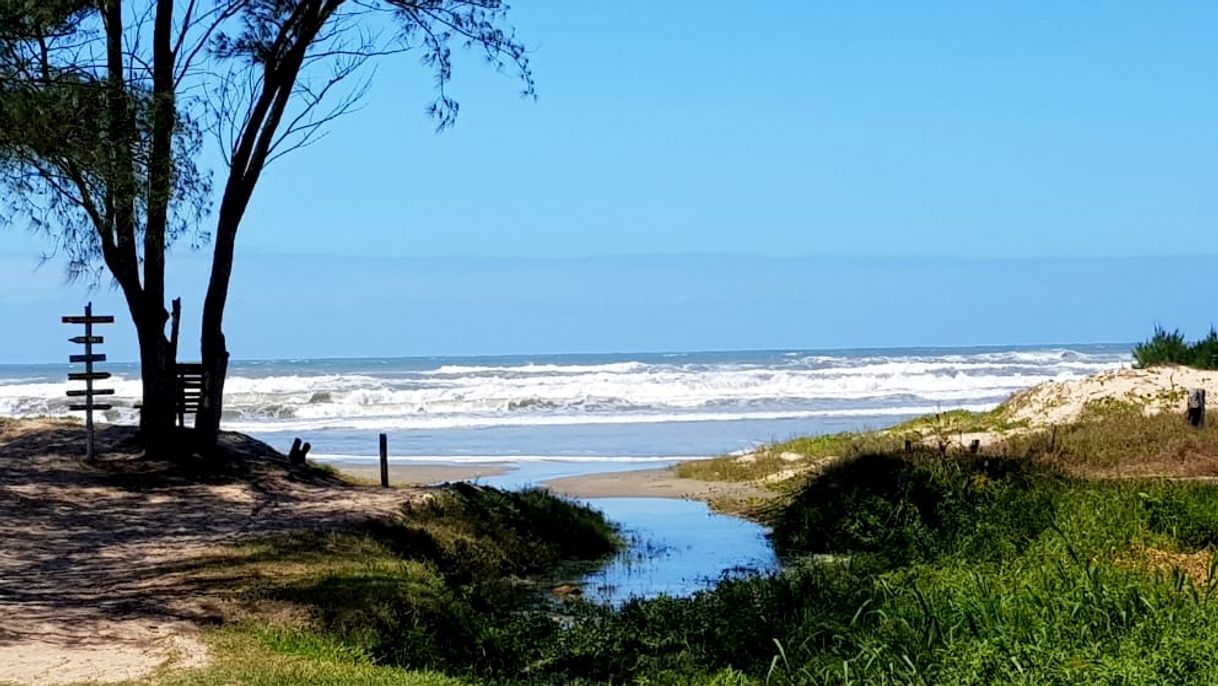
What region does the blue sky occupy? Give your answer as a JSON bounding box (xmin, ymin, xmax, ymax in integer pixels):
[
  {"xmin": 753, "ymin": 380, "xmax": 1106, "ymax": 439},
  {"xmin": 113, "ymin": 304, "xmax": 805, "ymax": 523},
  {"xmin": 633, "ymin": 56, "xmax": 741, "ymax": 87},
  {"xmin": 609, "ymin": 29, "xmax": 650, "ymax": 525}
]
[{"xmin": 2, "ymin": 2, "xmax": 1217, "ymax": 362}]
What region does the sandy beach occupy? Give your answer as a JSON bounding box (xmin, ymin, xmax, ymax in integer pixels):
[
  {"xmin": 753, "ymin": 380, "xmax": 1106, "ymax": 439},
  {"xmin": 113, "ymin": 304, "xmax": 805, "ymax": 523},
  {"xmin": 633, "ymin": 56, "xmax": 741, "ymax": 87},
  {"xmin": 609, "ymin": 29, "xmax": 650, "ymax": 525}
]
[
  {"xmin": 542, "ymin": 466, "xmax": 769, "ymax": 502},
  {"xmin": 330, "ymin": 461, "xmax": 509, "ymax": 486},
  {"xmin": 0, "ymin": 420, "xmax": 430, "ymax": 685}
]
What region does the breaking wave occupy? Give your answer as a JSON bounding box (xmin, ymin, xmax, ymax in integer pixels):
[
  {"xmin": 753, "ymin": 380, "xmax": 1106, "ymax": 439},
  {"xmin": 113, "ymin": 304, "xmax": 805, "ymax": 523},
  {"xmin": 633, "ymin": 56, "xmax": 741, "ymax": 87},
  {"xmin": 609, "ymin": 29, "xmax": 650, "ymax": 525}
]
[{"xmin": 0, "ymin": 347, "xmax": 1129, "ymax": 432}]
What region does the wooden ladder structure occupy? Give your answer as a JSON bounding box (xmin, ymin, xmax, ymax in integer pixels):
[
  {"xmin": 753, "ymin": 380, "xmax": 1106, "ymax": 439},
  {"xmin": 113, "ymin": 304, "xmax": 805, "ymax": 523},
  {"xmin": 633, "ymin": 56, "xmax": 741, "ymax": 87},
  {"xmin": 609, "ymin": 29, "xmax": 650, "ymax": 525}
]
[{"xmin": 175, "ymin": 363, "xmax": 205, "ymax": 428}]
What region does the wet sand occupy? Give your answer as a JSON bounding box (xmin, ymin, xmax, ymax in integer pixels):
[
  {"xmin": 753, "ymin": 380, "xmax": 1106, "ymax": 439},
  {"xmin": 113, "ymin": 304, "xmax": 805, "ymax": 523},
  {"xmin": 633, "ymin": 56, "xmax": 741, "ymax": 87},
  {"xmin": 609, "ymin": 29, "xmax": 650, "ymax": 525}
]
[
  {"xmin": 331, "ymin": 461, "xmax": 509, "ymax": 486},
  {"xmin": 543, "ymin": 466, "xmax": 769, "ymax": 502}
]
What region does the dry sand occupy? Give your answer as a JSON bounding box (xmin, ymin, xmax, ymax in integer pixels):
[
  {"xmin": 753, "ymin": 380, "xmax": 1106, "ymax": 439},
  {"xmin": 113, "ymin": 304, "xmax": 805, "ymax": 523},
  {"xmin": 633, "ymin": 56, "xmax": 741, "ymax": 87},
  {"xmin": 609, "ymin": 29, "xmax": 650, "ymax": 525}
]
[
  {"xmin": 543, "ymin": 467, "xmax": 769, "ymax": 502},
  {"xmin": 0, "ymin": 420, "xmax": 429, "ymax": 686},
  {"xmin": 1007, "ymin": 364, "xmax": 1218, "ymax": 426},
  {"xmin": 332, "ymin": 461, "xmax": 507, "ymax": 486}
]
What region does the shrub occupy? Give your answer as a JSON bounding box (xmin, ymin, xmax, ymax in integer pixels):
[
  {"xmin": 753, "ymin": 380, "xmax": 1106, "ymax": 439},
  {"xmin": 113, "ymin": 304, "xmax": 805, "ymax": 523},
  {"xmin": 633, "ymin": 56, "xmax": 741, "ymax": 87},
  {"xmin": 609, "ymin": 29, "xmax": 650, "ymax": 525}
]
[
  {"xmin": 1133, "ymin": 326, "xmax": 1218, "ymax": 369},
  {"xmin": 768, "ymin": 452, "xmax": 1060, "ymax": 564}
]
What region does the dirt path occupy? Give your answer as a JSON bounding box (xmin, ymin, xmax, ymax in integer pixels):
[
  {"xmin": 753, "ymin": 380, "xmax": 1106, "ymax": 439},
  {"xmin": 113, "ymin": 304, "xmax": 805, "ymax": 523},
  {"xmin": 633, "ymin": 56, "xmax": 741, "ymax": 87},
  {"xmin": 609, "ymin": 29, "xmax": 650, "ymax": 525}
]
[{"xmin": 0, "ymin": 421, "xmax": 425, "ymax": 686}]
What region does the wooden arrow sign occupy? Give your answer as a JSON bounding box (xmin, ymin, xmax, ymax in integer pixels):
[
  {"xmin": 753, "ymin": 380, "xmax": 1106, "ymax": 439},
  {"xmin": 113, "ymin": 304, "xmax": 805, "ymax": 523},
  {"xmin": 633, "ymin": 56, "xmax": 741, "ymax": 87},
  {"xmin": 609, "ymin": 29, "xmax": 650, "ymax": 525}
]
[
  {"xmin": 69, "ymin": 353, "xmax": 106, "ymax": 364},
  {"xmin": 69, "ymin": 336, "xmax": 104, "ymax": 345},
  {"xmin": 68, "ymin": 371, "xmax": 111, "ymax": 381},
  {"xmin": 66, "ymin": 389, "xmax": 114, "ymax": 397},
  {"xmin": 69, "ymin": 403, "xmax": 112, "ymax": 412},
  {"xmin": 61, "ymin": 315, "xmax": 115, "ymax": 324}
]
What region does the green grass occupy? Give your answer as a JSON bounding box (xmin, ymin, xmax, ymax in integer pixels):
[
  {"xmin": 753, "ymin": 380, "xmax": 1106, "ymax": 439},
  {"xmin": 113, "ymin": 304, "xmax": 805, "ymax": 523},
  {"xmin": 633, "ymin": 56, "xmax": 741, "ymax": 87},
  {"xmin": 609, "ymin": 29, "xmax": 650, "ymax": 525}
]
[
  {"xmin": 891, "ymin": 406, "xmax": 1029, "ymax": 436},
  {"xmin": 673, "ymin": 431, "xmax": 899, "ymax": 486},
  {"xmin": 161, "ymin": 629, "xmax": 467, "ymax": 686},
  {"xmin": 672, "ymin": 408, "xmax": 1025, "ymax": 487},
  {"xmin": 169, "ymin": 484, "xmax": 621, "ymax": 685}
]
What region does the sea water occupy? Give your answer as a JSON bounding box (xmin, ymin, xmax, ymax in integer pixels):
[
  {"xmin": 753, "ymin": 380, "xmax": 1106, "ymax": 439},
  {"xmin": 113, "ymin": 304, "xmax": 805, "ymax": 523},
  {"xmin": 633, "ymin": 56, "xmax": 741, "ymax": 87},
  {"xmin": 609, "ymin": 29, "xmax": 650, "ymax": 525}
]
[
  {"xmin": 0, "ymin": 345, "xmax": 1130, "ymax": 601},
  {"xmin": 0, "ymin": 345, "xmax": 1130, "ymax": 460}
]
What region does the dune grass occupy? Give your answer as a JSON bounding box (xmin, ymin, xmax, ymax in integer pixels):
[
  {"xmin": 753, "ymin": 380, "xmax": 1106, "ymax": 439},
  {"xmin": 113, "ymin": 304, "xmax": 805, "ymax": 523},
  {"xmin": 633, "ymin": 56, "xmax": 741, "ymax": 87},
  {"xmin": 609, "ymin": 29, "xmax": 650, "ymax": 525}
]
[
  {"xmin": 1002, "ymin": 402, "xmax": 1218, "ymax": 476},
  {"xmin": 890, "ymin": 406, "xmax": 1029, "ymax": 436},
  {"xmin": 678, "ymin": 399, "xmax": 1218, "ymax": 490},
  {"xmin": 673, "ymin": 431, "xmax": 886, "ymax": 485},
  {"xmin": 673, "ymin": 407, "xmax": 1022, "ymax": 487}
]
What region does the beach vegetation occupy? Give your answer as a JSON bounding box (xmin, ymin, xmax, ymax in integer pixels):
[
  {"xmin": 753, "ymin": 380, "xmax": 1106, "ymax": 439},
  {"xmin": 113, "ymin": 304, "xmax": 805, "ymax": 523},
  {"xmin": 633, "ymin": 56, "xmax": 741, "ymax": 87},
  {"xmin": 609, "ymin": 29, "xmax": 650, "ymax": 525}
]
[
  {"xmin": 179, "ymin": 484, "xmax": 620, "ymax": 684},
  {"xmin": 891, "ymin": 406, "xmax": 1028, "ymax": 435},
  {"xmin": 1001, "ymin": 404, "xmax": 1218, "ymax": 477},
  {"xmin": 673, "ymin": 408, "xmax": 1027, "ymax": 489},
  {"xmin": 190, "ymin": 452, "xmax": 1218, "ymax": 685},
  {"xmin": 1133, "ymin": 326, "xmax": 1218, "ymax": 369}
]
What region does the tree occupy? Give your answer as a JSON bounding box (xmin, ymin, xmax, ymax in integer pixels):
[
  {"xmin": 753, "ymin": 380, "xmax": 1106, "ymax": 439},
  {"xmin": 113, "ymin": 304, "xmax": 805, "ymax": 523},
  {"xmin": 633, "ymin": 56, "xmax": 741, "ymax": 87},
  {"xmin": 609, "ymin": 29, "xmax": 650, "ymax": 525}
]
[{"xmin": 0, "ymin": 0, "xmax": 532, "ymax": 453}]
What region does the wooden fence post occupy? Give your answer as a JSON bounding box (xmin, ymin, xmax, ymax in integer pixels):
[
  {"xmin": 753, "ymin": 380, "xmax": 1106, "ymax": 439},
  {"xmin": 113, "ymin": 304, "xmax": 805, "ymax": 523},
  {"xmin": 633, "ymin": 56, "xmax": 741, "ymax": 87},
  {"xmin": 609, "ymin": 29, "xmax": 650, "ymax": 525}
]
[
  {"xmin": 1188, "ymin": 389, "xmax": 1207, "ymax": 428},
  {"xmin": 379, "ymin": 433, "xmax": 389, "ymax": 488}
]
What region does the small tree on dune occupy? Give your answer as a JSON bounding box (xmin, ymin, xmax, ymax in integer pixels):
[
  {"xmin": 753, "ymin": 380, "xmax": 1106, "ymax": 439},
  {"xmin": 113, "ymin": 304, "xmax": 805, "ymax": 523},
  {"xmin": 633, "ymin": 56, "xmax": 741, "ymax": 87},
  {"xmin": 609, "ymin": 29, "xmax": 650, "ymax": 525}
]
[{"xmin": 0, "ymin": 0, "xmax": 532, "ymax": 454}]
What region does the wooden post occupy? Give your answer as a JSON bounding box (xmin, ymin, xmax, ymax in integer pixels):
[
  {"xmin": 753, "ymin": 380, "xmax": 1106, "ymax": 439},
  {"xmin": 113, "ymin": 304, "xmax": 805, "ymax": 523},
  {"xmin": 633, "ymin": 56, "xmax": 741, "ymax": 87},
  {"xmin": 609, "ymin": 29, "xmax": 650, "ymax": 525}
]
[
  {"xmin": 1188, "ymin": 389, "xmax": 1207, "ymax": 428},
  {"xmin": 169, "ymin": 297, "xmax": 181, "ymax": 364},
  {"xmin": 84, "ymin": 303, "xmax": 94, "ymax": 462},
  {"xmin": 379, "ymin": 433, "xmax": 389, "ymax": 488}
]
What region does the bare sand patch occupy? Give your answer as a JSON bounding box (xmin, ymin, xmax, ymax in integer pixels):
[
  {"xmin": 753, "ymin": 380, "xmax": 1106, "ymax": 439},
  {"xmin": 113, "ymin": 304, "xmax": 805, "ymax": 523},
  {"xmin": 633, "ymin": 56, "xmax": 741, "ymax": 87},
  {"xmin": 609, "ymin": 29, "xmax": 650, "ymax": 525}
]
[
  {"xmin": 543, "ymin": 467, "xmax": 768, "ymax": 502},
  {"xmin": 332, "ymin": 461, "xmax": 508, "ymax": 486}
]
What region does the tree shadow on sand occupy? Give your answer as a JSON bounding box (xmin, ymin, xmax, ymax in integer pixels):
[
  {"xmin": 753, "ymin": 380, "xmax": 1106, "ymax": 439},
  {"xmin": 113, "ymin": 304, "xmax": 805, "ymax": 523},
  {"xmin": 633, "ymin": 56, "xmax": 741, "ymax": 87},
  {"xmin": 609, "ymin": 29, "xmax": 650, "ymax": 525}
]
[{"xmin": 0, "ymin": 423, "xmax": 414, "ymax": 652}]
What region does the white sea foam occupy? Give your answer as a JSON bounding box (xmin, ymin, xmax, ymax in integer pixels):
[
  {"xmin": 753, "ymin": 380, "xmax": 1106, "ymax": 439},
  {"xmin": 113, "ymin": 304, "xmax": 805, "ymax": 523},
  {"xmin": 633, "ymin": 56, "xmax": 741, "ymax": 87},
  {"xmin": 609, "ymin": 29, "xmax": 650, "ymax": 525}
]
[{"xmin": 0, "ymin": 348, "xmax": 1129, "ymax": 431}]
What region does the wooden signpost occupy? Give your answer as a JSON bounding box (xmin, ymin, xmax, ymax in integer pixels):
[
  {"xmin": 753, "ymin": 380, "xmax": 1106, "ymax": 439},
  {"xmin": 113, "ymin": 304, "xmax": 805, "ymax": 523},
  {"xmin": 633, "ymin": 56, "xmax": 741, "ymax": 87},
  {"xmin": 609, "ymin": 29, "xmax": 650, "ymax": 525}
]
[{"xmin": 63, "ymin": 302, "xmax": 114, "ymax": 461}]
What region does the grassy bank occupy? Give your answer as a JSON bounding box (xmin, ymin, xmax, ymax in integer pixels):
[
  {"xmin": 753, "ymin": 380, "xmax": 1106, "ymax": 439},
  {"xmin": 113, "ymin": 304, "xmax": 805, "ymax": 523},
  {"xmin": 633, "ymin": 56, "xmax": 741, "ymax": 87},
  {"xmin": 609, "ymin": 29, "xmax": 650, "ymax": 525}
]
[
  {"xmin": 676, "ymin": 400, "xmax": 1218, "ymax": 492},
  {"xmin": 165, "ymin": 484, "xmax": 621, "ymax": 685},
  {"xmin": 673, "ymin": 406, "xmax": 1024, "ymax": 489}
]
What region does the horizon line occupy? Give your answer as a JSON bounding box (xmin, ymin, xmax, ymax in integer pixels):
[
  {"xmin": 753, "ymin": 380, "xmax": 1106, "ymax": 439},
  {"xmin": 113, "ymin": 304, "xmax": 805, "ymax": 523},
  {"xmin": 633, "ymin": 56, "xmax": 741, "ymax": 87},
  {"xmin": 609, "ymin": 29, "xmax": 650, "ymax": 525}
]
[{"xmin": 0, "ymin": 341, "xmax": 1136, "ymax": 368}]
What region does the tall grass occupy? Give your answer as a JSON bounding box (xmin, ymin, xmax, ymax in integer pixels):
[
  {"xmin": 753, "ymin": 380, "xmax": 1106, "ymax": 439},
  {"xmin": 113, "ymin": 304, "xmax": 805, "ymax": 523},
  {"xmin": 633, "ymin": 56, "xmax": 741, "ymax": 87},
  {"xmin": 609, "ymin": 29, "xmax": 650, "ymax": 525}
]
[{"xmin": 1133, "ymin": 326, "xmax": 1218, "ymax": 369}]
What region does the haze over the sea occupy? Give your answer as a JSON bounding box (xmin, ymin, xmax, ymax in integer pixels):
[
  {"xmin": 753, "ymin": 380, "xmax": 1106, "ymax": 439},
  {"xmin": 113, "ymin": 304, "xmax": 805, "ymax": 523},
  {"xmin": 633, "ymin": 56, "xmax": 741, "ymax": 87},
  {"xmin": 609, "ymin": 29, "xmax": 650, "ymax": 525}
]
[{"xmin": 1, "ymin": 252, "xmax": 1213, "ymax": 364}]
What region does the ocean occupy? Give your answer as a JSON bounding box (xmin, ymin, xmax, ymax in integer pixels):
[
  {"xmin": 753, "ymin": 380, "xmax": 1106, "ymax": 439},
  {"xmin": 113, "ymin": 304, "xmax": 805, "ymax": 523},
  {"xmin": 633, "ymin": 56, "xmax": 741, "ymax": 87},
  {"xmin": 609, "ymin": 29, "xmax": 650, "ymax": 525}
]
[{"xmin": 1, "ymin": 344, "xmax": 1130, "ymax": 461}]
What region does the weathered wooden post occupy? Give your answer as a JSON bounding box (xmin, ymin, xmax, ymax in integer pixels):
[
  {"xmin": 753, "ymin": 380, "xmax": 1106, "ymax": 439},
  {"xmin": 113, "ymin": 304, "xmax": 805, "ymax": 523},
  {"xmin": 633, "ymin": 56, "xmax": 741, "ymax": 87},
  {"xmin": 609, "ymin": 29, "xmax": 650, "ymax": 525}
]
[
  {"xmin": 287, "ymin": 437, "xmax": 311, "ymax": 465},
  {"xmin": 379, "ymin": 433, "xmax": 389, "ymax": 488},
  {"xmin": 63, "ymin": 302, "xmax": 114, "ymax": 462},
  {"xmin": 1187, "ymin": 389, "xmax": 1207, "ymax": 428}
]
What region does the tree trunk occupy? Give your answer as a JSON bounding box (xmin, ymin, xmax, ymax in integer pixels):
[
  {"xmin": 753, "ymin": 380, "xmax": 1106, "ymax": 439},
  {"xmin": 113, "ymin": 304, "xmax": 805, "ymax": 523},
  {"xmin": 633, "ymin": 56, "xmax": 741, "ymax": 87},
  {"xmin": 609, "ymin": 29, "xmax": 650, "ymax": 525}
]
[
  {"xmin": 196, "ymin": 327, "xmax": 228, "ymax": 451},
  {"xmin": 196, "ymin": 218, "xmax": 237, "ymax": 451},
  {"xmin": 130, "ymin": 301, "xmax": 176, "ymax": 456}
]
